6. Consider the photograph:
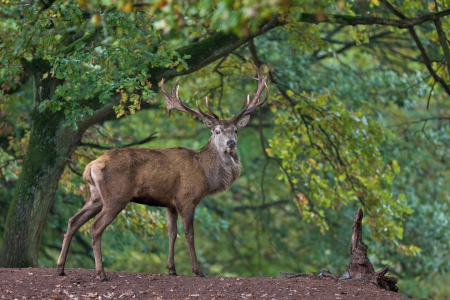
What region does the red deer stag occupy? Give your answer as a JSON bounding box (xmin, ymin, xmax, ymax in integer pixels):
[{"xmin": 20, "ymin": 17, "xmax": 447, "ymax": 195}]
[{"xmin": 56, "ymin": 64, "xmax": 269, "ymax": 281}]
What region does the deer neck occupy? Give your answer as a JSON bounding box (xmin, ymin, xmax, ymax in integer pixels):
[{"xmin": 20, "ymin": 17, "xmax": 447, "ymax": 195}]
[{"xmin": 199, "ymin": 137, "xmax": 241, "ymax": 195}]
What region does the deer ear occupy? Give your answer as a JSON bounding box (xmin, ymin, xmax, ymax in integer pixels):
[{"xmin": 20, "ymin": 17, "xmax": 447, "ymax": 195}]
[
  {"xmin": 236, "ymin": 115, "xmax": 250, "ymax": 130},
  {"xmin": 203, "ymin": 118, "xmax": 215, "ymax": 131}
]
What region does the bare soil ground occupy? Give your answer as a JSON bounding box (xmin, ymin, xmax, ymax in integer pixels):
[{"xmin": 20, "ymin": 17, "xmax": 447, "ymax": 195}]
[{"xmin": 0, "ymin": 268, "xmax": 409, "ymax": 300}]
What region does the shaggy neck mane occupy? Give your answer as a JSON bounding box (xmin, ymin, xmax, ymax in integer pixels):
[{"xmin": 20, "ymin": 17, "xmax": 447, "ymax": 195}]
[{"xmin": 198, "ymin": 137, "xmax": 241, "ymax": 195}]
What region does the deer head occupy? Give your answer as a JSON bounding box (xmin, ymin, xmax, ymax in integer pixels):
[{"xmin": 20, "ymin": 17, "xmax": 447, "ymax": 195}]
[{"xmin": 160, "ymin": 64, "xmax": 269, "ymax": 155}]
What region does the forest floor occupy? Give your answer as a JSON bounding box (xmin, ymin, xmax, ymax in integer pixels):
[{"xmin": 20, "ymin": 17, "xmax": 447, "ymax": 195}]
[{"xmin": 0, "ymin": 267, "xmax": 411, "ymax": 300}]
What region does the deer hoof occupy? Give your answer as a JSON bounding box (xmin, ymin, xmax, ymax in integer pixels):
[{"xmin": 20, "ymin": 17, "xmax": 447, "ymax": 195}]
[
  {"xmin": 167, "ymin": 266, "xmax": 178, "ymax": 276},
  {"xmin": 96, "ymin": 272, "xmax": 110, "ymax": 282},
  {"xmin": 197, "ymin": 273, "xmax": 207, "ymax": 278},
  {"xmin": 57, "ymin": 266, "xmax": 65, "ymax": 276}
]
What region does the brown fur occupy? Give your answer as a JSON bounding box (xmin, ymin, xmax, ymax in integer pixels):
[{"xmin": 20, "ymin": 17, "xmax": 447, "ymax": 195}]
[
  {"xmin": 57, "ymin": 67, "xmax": 267, "ymax": 280},
  {"xmin": 56, "ymin": 120, "xmax": 245, "ymax": 280}
]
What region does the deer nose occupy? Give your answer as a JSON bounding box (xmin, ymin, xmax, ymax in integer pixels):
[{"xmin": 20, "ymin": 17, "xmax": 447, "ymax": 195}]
[{"xmin": 227, "ymin": 140, "xmax": 236, "ymax": 148}]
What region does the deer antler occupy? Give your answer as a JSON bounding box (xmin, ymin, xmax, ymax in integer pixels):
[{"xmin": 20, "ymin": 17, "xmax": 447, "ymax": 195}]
[
  {"xmin": 205, "ymin": 96, "xmax": 219, "ymax": 119},
  {"xmin": 160, "ymin": 78, "xmax": 218, "ymax": 121},
  {"xmin": 230, "ymin": 64, "xmax": 269, "ymax": 123}
]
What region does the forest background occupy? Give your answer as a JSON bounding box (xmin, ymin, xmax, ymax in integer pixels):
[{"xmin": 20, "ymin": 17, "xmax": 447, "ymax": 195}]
[{"xmin": 1, "ymin": 0, "xmax": 450, "ymax": 298}]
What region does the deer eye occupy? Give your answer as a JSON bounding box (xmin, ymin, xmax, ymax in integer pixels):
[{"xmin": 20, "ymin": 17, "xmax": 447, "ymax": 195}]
[{"xmin": 215, "ymin": 129, "xmax": 220, "ymax": 134}]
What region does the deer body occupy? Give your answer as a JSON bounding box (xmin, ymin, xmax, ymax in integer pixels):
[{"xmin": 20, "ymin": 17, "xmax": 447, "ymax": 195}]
[
  {"xmin": 86, "ymin": 137, "xmax": 241, "ymax": 209},
  {"xmin": 56, "ymin": 64, "xmax": 268, "ymax": 281}
]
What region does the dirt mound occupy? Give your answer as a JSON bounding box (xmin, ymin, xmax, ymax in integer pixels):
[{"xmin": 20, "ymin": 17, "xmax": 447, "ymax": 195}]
[{"xmin": 0, "ymin": 267, "xmax": 408, "ymax": 299}]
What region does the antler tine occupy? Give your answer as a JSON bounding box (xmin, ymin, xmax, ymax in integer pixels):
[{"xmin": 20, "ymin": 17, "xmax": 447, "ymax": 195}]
[
  {"xmin": 160, "ymin": 78, "xmax": 176, "ymax": 117},
  {"xmin": 242, "ymin": 81, "xmax": 269, "ymax": 115},
  {"xmin": 195, "ymin": 100, "xmax": 215, "ymax": 120},
  {"xmin": 160, "ymin": 78, "xmax": 173, "ymax": 101},
  {"xmin": 160, "ymin": 78, "xmax": 217, "ymax": 121},
  {"xmin": 230, "ymin": 64, "xmax": 269, "ymax": 123},
  {"xmin": 171, "ymin": 78, "xmax": 180, "ymax": 96},
  {"xmin": 205, "ymin": 96, "xmax": 219, "ymax": 119}
]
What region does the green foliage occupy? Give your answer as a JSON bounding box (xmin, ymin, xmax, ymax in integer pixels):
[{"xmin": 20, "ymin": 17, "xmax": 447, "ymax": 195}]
[
  {"xmin": 268, "ymin": 91, "xmax": 410, "ymax": 241},
  {"xmin": 2, "ymin": 0, "xmax": 450, "ymax": 299},
  {"xmin": 1, "ymin": 2, "xmax": 191, "ymax": 129}
]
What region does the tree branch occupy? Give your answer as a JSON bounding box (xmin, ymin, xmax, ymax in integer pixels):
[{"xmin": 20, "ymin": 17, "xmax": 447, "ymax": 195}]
[
  {"xmin": 76, "ymin": 6, "xmax": 450, "ymax": 132},
  {"xmin": 434, "ymin": 18, "xmax": 450, "ymax": 79},
  {"xmin": 233, "ymin": 200, "xmax": 290, "ymax": 212},
  {"xmin": 427, "ymin": 80, "xmax": 437, "ymax": 109},
  {"xmin": 157, "ymin": 7, "xmax": 450, "ymax": 83},
  {"xmin": 80, "ymin": 132, "xmax": 157, "ymax": 150},
  {"xmin": 67, "ymin": 163, "xmax": 83, "ymax": 177},
  {"xmin": 407, "ymin": 27, "xmax": 450, "ymax": 96},
  {"xmin": 156, "ymin": 15, "xmax": 282, "ymax": 81},
  {"xmin": 55, "ymin": 28, "xmax": 100, "ymax": 55},
  {"xmin": 296, "ymin": 9, "xmax": 450, "ymax": 29},
  {"xmin": 316, "ymin": 31, "xmax": 392, "ymax": 60},
  {"xmin": 381, "ymin": 0, "xmax": 450, "ymax": 96}
]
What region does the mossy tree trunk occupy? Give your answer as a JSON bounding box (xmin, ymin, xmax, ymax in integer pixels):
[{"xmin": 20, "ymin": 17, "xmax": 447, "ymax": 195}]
[{"xmin": 0, "ymin": 59, "xmax": 82, "ymax": 267}]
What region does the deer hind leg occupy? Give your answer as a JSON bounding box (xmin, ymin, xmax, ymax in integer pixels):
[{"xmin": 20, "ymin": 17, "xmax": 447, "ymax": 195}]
[
  {"xmin": 56, "ymin": 185, "xmax": 103, "ymax": 276},
  {"xmin": 90, "ymin": 202, "xmax": 128, "ymax": 281},
  {"xmin": 181, "ymin": 207, "xmax": 205, "ymax": 277},
  {"xmin": 165, "ymin": 207, "xmax": 178, "ymax": 275}
]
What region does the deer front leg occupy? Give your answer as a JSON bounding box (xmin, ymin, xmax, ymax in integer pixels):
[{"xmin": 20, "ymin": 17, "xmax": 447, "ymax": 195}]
[
  {"xmin": 165, "ymin": 207, "xmax": 178, "ymax": 275},
  {"xmin": 181, "ymin": 207, "xmax": 206, "ymax": 277}
]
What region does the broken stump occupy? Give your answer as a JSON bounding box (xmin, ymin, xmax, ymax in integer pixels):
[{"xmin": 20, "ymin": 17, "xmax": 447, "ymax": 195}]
[
  {"xmin": 347, "ymin": 207, "xmax": 398, "ymax": 292},
  {"xmin": 280, "ymin": 207, "xmax": 399, "ymax": 293}
]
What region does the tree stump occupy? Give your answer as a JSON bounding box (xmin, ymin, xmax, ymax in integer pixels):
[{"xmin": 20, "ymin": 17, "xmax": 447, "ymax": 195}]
[
  {"xmin": 281, "ymin": 207, "xmax": 399, "ymax": 292},
  {"xmin": 347, "ymin": 208, "xmax": 398, "ymax": 292}
]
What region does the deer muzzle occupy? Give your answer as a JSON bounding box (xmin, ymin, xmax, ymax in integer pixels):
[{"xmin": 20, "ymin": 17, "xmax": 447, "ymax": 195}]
[{"xmin": 226, "ymin": 140, "xmax": 236, "ymax": 149}]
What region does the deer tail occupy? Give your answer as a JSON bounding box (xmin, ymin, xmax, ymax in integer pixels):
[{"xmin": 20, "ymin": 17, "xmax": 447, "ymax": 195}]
[{"xmin": 83, "ymin": 162, "xmax": 94, "ymax": 185}]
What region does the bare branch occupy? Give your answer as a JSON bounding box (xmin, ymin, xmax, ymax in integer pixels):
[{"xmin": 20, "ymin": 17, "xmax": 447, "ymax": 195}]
[
  {"xmin": 408, "ymin": 27, "xmax": 450, "ymax": 95},
  {"xmin": 316, "ymin": 31, "xmax": 392, "ymax": 60},
  {"xmin": 295, "ymin": 9, "xmax": 450, "ymax": 29},
  {"xmin": 390, "ymin": 117, "xmax": 450, "ymax": 135},
  {"xmin": 247, "ymin": 39, "xmax": 261, "ymax": 66},
  {"xmin": 67, "ymin": 163, "xmax": 83, "ymax": 177},
  {"xmin": 427, "ymin": 80, "xmax": 437, "ymax": 109},
  {"xmin": 434, "ymin": 19, "xmax": 450, "ymax": 79},
  {"xmin": 234, "ymin": 200, "xmax": 291, "ymax": 212}
]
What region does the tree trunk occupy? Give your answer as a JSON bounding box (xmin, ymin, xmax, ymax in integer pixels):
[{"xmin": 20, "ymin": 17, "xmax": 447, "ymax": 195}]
[{"xmin": 0, "ymin": 59, "xmax": 81, "ymax": 267}]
